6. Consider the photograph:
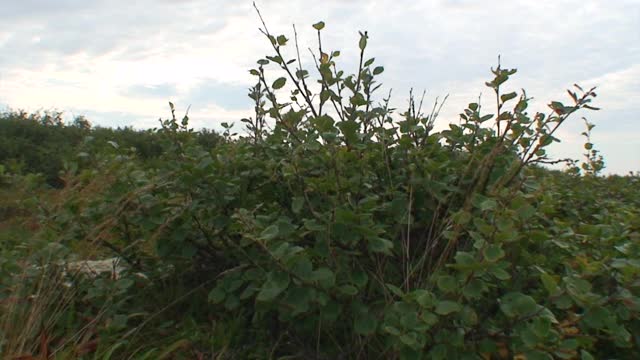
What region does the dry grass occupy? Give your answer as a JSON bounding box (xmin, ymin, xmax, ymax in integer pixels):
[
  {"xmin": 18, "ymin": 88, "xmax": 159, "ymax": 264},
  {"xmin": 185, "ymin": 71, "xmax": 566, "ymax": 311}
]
[
  {"xmin": 0, "ymin": 173, "xmax": 111, "ymax": 359},
  {"xmin": 0, "ymin": 258, "xmax": 78, "ymax": 358}
]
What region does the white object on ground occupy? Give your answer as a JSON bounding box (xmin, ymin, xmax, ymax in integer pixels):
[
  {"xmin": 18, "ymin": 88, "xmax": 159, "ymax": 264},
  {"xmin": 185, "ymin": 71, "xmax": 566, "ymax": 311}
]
[{"xmin": 64, "ymin": 257, "xmax": 126, "ymax": 279}]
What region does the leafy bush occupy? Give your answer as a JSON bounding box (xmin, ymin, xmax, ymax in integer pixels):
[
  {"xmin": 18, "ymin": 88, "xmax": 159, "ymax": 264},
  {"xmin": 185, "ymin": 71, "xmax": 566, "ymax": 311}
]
[
  {"xmin": 0, "ymin": 110, "xmax": 83, "ymax": 187},
  {"xmin": 0, "ymin": 110, "xmax": 223, "ymax": 188},
  {"xmin": 5, "ymin": 19, "xmax": 638, "ymax": 359}
]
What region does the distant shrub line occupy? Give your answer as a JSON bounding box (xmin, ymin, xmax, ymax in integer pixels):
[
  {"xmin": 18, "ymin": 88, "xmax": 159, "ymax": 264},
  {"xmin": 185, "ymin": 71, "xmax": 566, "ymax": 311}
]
[{"xmin": 0, "ymin": 110, "xmax": 222, "ymax": 187}]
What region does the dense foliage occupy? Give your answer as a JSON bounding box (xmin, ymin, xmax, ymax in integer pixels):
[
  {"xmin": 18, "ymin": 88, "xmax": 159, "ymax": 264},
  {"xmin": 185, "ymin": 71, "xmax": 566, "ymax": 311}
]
[
  {"xmin": 1, "ymin": 19, "xmax": 638, "ymax": 360},
  {"xmin": 0, "ymin": 110, "xmax": 222, "ymax": 187}
]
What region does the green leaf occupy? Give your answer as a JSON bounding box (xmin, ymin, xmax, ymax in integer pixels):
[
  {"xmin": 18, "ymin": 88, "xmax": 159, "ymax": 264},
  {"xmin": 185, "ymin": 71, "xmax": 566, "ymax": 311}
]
[
  {"xmin": 312, "ymin": 21, "xmax": 325, "ymax": 30},
  {"xmin": 368, "ymin": 237, "xmax": 393, "ymax": 255},
  {"xmin": 283, "ymin": 286, "xmax": 312, "ymax": 315},
  {"xmin": 383, "ymin": 325, "xmax": 401, "ymax": 336},
  {"xmin": 559, "ymin": 338, "xmax": 578, "ymax": 351},
  {"xmin": 350, "ymin": 93, "xmax": 367, "ymax": 106},
  {"xmin": 549, "ymin": 101, "xmax": 566, "ymax": 113},
  {"xmin": 540, "ymin": 135, "xmax": 554, "ymax": 146},
  {"xmin": 452, "ymin": 210, "xmax": 471, "ymax": 225},
  {"xmin": 540, "ymin": 273, "xmax": 560, "ymax": 295},
  {"xmin": 479, "ymin": 114, "xmax": 494, "ymax": 122},
  {"xmin": 521, "ymin": 327, "xmax": 540, "ymax": 347},
  {"xmin": 272, "ymin": 77, "xmax": 287, "ymax": 90},
  {"xmin": 429, "ymin": 344, "xmax": 448, "ymax": 360},
  {"xmin": 454, "ymin": 252, "xmax": 476, "ymax": 266},
  {"xmin": 580, "ymin": 350, "xmax": 595, "ymax": 360},
  {"xmin": 313, "ymin": 267, "xmax": 335, "ymax": 288},
  {"xmin": 373, "ymin": 66, "xmax": 384, "ymax": 75},
  {"xmin": 320, "ymin": 300, "xmax": 341, "ymax": 322},
  {"xmin": 260, "ymin": 224, "xmax": 279, "ymax": 241},
  {"xmin": 516, "ymin": 203, "xmax": 536, "ymax": 220},
  {"xmin": 224, "ymin": 294, "xmax": 240, "ymax": 310},
  {"xmin": 500, "ymin": 92, "xmax": 518, "ymax": 102},
  {"xmin": 538, "ymin": 308, "xmax": 559, "ymax": 324},
  {"xmin": 320, "ymin": 90, "xmax": 330, "ymax": 103},
  {"xmin": 224, "ymin": 278, "xmax": 244, "ymax": 293},
  {"xmin": 531, "ymin": 317, "xmax": 552, "ymax": 338},
  {"xmin": 462, "ymin": 278, "xmax": 485, "ymax": 299},
  {"xmin": 276, "ymin": 35, "xmax": 288, "ymax": 46},
  {"xmin": 271, "ymin": 242, "xmax": 290, "ymax": 260},
  {"xmin": 435, "ymin": 300, "xmax": 461, "ymax": 315},
  {"xmin": 312, "ymin": 114, "xmax": 336, "ymax": 132},
  {"xmin": 490, "ymin": 267, "xmax": 511, "ymax": 280},
  {"xmin": 515, "ymin": 99, "xmax": 528, "ymax": 112},
  {"xmin": 208, "ymin": 287, "xmax": 226, "ymax": 304},
  {"xmin": 413, "ymin": 290, "xmax": 435, "ymax": 308},
  {"xmin": 553, "ymin": 294, "xmax": 573, "ymax": 309},
  {"xmin": 354, "ymin": 311, "xmax": 378, "ymax": 335},
  {"xmin": 564, "ymin": 276, "xmax": 592, "ymax": 297},
  {"xmin": 291, "ymin": 196, "xmax": 304, "ymax": 214},
  {"xmin": 478, "ymin": 198, "xmax": 497, "ymax": 211},
  {"xmin": 399, "ymin": 333, "xmax": 418, "ymax": 347},
  {"xmin": 449, "ymin": 251, "xmax": 484, "ymax": 272},
  {"xmin": 500, "ymin": 292, "xmax": 538, "ymax": 318},
  {"xmin": 290, "ymin": 256, "xmax": 314, "ymax": 281},
  {"xmin": 239, "ymin": 285, "xmax": 257, "ymax": 300},
  {"xmin": 337, "ymin": 119, "xmax": 359, "ymax": 143},
  {"xmin": 386, "ymin": 283, "xmax": 404, "ymax": 297},
  {"xmin": 436, "ymin": 275, "xmax": 457, "ymax": 293},
  {"xmin": 611, "ymin": 325, "xmax": 632, "ymax": 345},
  {"xmin": 257, "ymin": 271, "xmax": 290, "ymax": 302},
  {"xmin": 351, "ymin": 269, "xmax": 368, "ymax": 288},
  {"xmin": 420, "ymin": 311, "xmax": 438, "ymax": 326},
  {"xmin": 338, "ymin": 285, "xmax": 358, "ymax": 296},
  {"xmin": 460, "ymin": 306, "xmax": 478, "ymax": 326},
  {"xmin": 364, "ymin": 57, "xmax": 375, "ymax": 67},
  {"xmin": 582, "ymin": 306, "xmax": 610, "ymax": 329},
  {"xmin": 484, "ymin": 245, "xmax": 505, "ymax": 262}
]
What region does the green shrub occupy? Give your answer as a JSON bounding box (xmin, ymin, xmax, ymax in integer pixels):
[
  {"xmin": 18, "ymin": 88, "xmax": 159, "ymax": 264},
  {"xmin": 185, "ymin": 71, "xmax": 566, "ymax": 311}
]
[
  {"xmin": 38, "ymin": 19, "xmax": 639, "ymax": 359},
  {"xmin": 0, "ymin": 110, "xmax": 223, "ymax": 189}
]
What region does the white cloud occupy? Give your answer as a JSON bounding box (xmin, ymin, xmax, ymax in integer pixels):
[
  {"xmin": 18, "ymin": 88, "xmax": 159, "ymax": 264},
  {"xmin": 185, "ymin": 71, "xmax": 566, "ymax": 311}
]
[{"xmin": 575, "ymin": 64, "xmax": 640, "ymax": 111}]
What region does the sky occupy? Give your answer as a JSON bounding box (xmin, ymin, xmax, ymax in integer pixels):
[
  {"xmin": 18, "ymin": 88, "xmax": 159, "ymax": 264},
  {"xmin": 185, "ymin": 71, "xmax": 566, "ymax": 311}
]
[{"xmin": 0, "ymin": 0, "xmax": 638, "ymax": 174}]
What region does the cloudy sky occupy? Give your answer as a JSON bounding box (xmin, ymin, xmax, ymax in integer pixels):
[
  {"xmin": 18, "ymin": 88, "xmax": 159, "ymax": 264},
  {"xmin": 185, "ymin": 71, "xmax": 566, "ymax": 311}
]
[{"xmin": 0, "ymin": 0, "xmax": 638, "ymax": 174}]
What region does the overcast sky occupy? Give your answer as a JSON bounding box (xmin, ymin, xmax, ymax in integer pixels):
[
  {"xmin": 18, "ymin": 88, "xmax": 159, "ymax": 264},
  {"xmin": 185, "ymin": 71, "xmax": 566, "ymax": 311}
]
[{"xmin": 0, "ymin": 0, "xmax": 638, "ymax": 174}]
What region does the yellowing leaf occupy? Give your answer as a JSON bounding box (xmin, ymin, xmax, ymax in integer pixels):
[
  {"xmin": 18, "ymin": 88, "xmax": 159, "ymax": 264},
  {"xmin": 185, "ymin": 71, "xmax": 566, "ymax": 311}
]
[{"xmin": 320, "ymin": 52, "xmax": 329, "ymax": 64}]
